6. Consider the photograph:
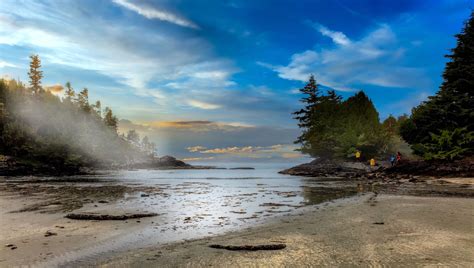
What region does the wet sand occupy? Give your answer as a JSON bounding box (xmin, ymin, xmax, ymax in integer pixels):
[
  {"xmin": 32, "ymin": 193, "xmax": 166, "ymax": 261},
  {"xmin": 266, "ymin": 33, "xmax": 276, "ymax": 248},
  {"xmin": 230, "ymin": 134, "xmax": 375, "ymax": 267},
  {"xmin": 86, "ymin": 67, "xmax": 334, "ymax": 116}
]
[
  {"xmin": 1, "ymin": 171, "xmax": 473, "ymax": 267},
  {"xmin": 0, "ymin": 189, "xmax": 149, "ymax": 267},
  {"xmin": 99, "ymin": 194, "xmax": 474, "ymax": 267}
]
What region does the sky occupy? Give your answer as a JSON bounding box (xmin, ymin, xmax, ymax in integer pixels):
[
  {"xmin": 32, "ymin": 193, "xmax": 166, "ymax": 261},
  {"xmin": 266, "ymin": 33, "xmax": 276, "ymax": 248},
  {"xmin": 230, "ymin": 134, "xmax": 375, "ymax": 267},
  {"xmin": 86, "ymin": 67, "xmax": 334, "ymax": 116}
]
[{"xmin": 0, "ymin": 0, "xmax": 472, "ymax": 162}]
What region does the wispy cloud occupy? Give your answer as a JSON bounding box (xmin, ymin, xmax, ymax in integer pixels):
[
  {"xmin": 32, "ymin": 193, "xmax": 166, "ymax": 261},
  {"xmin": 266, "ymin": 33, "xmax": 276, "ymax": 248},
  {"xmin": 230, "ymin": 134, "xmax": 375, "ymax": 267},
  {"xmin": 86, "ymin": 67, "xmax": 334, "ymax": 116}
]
[
  {"xmin": 152, "ymin": 120, "xmax": 254, "ymax": 132},
  {"xmin": 200, "ymin": 146, "xmax": 254, "ymax": 154},
  {"xmin": 112, "ymin": 0, "xmax": 199, "ymax": 29},
  {"xmin": 181, "ymin": 156, "xmax": 215, "ymax": 161},
  {"xmin": 314, "ymin": 24, "xmax": 351, "ymax": 46},
  {"xmin": 260, "ymin": 23, "xmax": 431, "ymax": 91},
  {"xmin": 0, "ymin": 60, "xmax": 16, "ymax": 68},
  {"xmin": 186, "ymin": 144, "xmax": 305, "ymax": 159},
  {"xmin": 0, "ymin": 0, "xmax": 235, "ymax": 112},
  {"xmin": 187, "ymin": 100, "xmax": 222, "ymax": 110},
  {"xmin": 186, "ymin": 145, "xmax": 207, "ymax": 152}
]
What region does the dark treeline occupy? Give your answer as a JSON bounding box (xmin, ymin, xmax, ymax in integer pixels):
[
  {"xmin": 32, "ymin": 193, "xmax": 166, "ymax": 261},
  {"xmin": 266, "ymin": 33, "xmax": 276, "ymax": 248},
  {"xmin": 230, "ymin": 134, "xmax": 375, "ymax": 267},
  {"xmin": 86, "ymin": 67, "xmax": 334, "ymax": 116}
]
[
  {"xmin": 294, "ymin": 76, "xmax": 405, "ymax": 160},
  {"xmin": 399, "ymin": 12, "xmax": 474, "ymax": 161},
  {"xmin": 294, "ymin": 11, "xmax": 473, "ymax": 162},
  {"xmin": 0, "ymin": 55, "xmax": 156, "ymax": 173}
]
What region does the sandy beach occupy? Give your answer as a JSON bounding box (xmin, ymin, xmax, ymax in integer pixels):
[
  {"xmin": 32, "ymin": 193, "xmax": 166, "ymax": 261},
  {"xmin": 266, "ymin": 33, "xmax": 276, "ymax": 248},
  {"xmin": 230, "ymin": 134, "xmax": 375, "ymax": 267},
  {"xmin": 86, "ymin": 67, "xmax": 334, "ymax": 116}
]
[
  {"xmin": 0, "ymin": 171, "xmax": 473, "ymax": 267},
  {"xmin": 99, "ymin": 194, "xmax": 474, "ymax": 267}
]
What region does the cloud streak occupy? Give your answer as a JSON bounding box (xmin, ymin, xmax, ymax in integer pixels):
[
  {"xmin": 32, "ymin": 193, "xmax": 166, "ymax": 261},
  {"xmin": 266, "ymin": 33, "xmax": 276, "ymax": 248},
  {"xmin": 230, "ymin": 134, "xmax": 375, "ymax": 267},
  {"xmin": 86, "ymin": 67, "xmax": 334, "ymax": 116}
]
[
  {"xmin": 261, "ymin": 23, "xmax": 431, "ymax": 92},
  {"xmin": 187, "ymin": 100, "xmax": 222, "ymax": 110},
  {"xmin": 315, "ymin": 24, "xmax": 351, "ymax": 46},
  {"xmin": 0, "ymin": 60, "xmax": 16, "ymax": 68},
  {"xmin": 112, "ymin": 0, "xmax": 199, "ymax": 29},
  {"xmin": 185, "ymin": 144, "xmax": 305, "ymax": 159}
]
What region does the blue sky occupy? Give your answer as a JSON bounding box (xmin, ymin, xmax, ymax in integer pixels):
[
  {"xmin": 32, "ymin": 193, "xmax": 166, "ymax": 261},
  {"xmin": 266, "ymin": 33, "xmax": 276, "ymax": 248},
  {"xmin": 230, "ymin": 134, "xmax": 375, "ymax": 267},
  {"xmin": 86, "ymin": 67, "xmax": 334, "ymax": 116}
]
[{"xmin": 0, "ymin": 0, "xmax": 472, "ymax": 161}]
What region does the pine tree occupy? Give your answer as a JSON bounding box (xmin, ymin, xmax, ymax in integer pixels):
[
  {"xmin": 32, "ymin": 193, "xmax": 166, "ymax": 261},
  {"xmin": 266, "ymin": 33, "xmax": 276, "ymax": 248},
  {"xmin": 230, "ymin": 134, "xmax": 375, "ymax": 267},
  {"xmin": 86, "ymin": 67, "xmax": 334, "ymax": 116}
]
[
  {"xmin": 103, "ymin": 107, "xmax": 118, "ymax": 133},
  {"xmin": 400, "ymin": 11, "xmax": 474, "ymax": 159},
  {"xmin": 293, "ymin": 75, "xmax": 321, "ymax": 156},
  {"xmin": 64, "ymin": 82, "xmax": 75, "ymax": 103},
  {"xmin": 92, "ymin": 100, "xmax": 101, "ymax": 118},
  {"xmin": 305, "ymin": 89, "xmax": 343, "ymax": 159},
  {"xmin": 28, "ymin": 55, "xmax": 43, "ymax": 94},
  {"xmin": 338, "ymin": 91, "xmax": 384, "ymax": 158},
  {"xmin": 77, "ymin": 88, "xmax": 91, "ymax": 113}
]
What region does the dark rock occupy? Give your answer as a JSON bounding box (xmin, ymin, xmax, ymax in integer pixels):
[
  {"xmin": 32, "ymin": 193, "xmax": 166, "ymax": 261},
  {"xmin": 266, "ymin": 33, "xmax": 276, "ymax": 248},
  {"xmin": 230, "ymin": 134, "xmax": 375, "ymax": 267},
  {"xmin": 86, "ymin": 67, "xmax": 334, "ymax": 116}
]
[
  {"xmin": 65, "ymin": 212, "xmax": 158, "ymax": 220},
  {"xmin": 209, "ymin": 244, "xmax": 286, "ymax": 251},
  {"xmin": 279, "ymin": 158, "xmax": 371, "ymax": 177},
  {"xmin": 44, "ymin": 231, "xmax": 57, "ymax": 237},
  {"xmin": 153, "ymin": 156, "xmax": 190, "ymax": 168}
]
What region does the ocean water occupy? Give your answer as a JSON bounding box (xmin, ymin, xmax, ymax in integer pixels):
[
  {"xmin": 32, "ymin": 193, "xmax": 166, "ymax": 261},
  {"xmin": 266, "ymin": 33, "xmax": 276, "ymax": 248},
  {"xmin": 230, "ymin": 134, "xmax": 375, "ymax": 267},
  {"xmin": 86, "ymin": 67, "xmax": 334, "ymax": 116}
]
[{"xmin": 43, "ymin": 161, "xmax": 361, "ymax": 266}]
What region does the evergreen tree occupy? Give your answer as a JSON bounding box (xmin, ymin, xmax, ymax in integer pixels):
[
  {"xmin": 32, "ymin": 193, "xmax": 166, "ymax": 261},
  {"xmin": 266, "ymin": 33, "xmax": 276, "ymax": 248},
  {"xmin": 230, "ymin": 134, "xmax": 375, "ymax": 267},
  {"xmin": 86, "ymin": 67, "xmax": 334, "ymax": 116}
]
[
  {"xmin": 92, "ymin": 100, "xmax": 101, "ymax": 118},
  {"xmin": 382, "ymin": 115, "xmax": 398, "ymax": 136},
  {"xmin": 400, "ymin": 11, "xmax": 474, "ymax": 160},
  {"xmin": 103, "ymin": 107, "xmax": 118, "ymax": 133},
  {"xmin": 293, "ymin": 75, "xmax": 321, "ymax": 156},
  {"xmin": 338, "ymin": 91, "xmax": 384, "ymax": 158},
  {"xmin": 305, "ymin": 89, "xmax": 343, "ymax": 158},
  {"xmin": 28, "ymin": 55, "xmax": 43, "ymax": 94},
  {"xmin": 64, "ymin": 82, "xmax": 75, "ymax": 103},
  {"xmin": 77, "ymin": 88, "xmax": 91, "ymax": 113}
]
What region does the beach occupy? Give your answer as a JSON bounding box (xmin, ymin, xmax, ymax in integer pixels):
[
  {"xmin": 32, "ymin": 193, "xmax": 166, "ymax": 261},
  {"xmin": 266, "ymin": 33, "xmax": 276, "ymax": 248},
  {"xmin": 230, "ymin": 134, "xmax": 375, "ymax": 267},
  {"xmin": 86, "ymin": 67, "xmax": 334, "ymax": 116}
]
[
  {"xmin": 100, "ymin": 194, "xmax": 474, "ymax": 267},
  {"xmin": 0, "ymin": 167, "xmax": 473, "ymax": 267}
]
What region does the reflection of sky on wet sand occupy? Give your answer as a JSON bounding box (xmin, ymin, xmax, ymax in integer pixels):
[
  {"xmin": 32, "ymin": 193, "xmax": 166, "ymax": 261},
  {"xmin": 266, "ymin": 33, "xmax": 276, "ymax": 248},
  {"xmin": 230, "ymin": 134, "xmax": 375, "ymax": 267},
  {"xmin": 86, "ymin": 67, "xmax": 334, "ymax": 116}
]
[{"xmin": 46, "ymin": 163, "xmax": 362, "ymax": 266}]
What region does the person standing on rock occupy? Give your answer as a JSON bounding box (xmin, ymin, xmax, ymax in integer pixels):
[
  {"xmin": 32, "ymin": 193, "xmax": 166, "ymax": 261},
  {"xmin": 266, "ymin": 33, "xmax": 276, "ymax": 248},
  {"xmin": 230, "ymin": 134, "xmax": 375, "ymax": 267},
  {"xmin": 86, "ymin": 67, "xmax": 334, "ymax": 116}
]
[
  {"xmin": 390, "ymin": 155, "xmax": 396, "ymax": 167},
  {"xmin": 396, "ymin": 152, "xmax": 402, "ymax": 164},
  {"xmin": 355, "ymin": 150, "xmax": 361, "ymax": 161},
  {"xmin": 370, "ymin": 158, "xmax": 376, "ymax": 168}
]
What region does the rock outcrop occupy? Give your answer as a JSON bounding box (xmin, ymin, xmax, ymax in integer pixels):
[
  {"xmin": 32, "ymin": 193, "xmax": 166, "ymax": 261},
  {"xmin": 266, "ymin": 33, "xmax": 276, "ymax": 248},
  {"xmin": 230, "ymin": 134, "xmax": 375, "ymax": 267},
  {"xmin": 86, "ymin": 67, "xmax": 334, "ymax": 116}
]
[{"xmin": 279, "ymin": 158, "xmax": 373, "ymax": 177}]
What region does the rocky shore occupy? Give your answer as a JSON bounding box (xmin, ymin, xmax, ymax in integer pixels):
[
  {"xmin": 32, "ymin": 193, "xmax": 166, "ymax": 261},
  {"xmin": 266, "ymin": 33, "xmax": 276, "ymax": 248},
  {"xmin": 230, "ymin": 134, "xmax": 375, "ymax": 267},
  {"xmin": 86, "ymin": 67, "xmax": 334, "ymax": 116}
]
[
  {"xmin": 0, "ymin": 154, "xmax": 218, "ymax": 176},
  {"xmin": 280, "ymin": 157, "xmax": 474, "ymax": 179},
  {"xmin": 280, "ymin": 157, "xmax": 474, "ymax": 198}
]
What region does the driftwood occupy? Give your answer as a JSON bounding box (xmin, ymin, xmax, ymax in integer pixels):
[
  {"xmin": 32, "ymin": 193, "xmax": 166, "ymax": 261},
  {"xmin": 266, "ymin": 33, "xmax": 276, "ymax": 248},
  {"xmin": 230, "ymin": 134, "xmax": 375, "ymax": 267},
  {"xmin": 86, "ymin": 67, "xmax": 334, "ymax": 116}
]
[
  {"xmin": 209, "ymin": 244, "xmax": 286, "ymax": 251},
  {"xmin": 65, "ymin": 212, "xmax": 158, "ymax": 220}
]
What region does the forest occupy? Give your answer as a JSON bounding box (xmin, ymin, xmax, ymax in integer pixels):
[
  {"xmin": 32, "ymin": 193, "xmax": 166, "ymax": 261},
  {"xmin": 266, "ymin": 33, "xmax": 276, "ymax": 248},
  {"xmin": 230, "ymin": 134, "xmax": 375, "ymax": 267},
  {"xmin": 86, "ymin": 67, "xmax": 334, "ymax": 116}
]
[
  {"xmin": 294, "ymin": 12, "xmax": 473, "ymax": 161},
  {"xmin": 0, "ymin": 55, "xmax": 156, "ymax": 173}
]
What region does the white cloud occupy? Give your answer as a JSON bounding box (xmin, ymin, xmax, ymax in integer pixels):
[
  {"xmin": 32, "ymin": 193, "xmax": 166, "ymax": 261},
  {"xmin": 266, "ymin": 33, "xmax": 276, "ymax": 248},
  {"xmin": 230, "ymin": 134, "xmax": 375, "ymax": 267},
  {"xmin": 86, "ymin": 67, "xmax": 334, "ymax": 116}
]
[
  {"xmin": 112, "ymin": 0, "xmax": 199, "ymax": 29},
  {"xmin": 315, "ymin": 24, "xmax": 351, "ymax": 46},
  {"xmin": 187, "ymin": 144, "xmax": 305, "ymax": 159},
  {"xmin": 0, "ymin": 1, "xmax": 236, "ymax": 111},
  {"xmin": 187, "ymin": 100, "xmax": 222, "ymax": 110},
  {"xmin": 260, "ymin": 23, "xmax": 431, "ymax": 91},
  {"xmin": 0, "ymin": 60, "xmax": 16, "ymax": 68},
  {"xmin": 186, "ymin": 146, "xmax": 207, "ymax": 152}
]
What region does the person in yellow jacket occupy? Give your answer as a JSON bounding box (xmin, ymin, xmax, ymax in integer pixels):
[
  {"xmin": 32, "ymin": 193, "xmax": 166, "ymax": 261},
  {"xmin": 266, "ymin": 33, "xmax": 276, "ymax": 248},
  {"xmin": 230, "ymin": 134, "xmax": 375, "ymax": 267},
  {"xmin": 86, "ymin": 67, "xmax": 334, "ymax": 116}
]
[
  {"xmin": 370, "ymin": 158, "xmax": 376, "ymax": 167},
  {"xmin": 355, "ymin": 150, "xmax": 361, "ymax": 161}
]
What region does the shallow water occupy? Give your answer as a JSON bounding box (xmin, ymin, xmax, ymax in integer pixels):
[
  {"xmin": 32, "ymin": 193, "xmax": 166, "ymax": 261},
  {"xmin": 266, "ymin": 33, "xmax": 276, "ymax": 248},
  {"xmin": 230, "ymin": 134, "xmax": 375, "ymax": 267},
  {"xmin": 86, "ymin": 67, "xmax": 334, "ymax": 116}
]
[{"xmin": 34, "ymin": 162, "xmax": 362, "ymax": 266}]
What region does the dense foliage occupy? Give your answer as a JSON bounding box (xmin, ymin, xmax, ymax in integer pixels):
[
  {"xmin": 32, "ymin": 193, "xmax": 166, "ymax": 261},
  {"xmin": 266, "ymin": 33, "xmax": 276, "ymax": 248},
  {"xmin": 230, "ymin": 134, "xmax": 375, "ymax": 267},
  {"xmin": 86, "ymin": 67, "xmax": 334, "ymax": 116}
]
[
  {"xmin": 0, "ymin": 55, "xmax": 155, "ymax": 171},
  {"xmin": 294, "ymin": 75, "xmax": 402, "ymax": 160},
  {"xmin": 400, "ymin": 12, "xmax": 474, "ymax": 160}
]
